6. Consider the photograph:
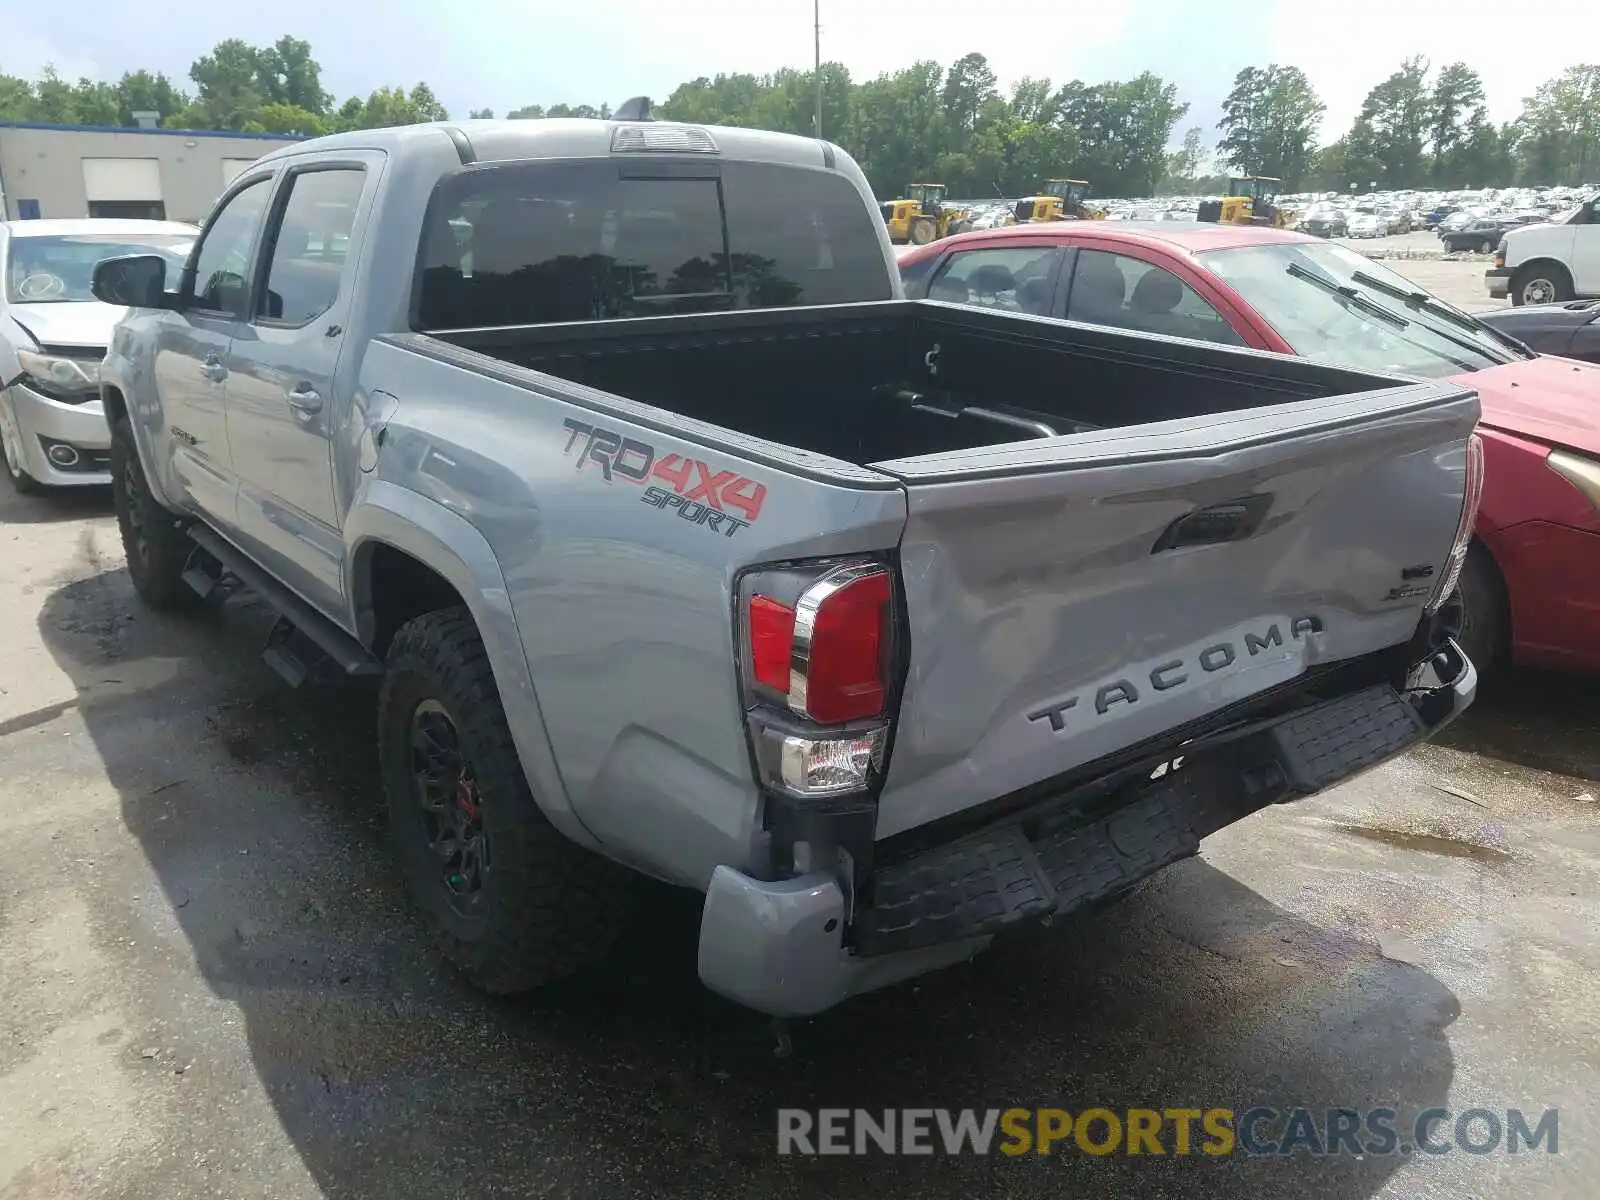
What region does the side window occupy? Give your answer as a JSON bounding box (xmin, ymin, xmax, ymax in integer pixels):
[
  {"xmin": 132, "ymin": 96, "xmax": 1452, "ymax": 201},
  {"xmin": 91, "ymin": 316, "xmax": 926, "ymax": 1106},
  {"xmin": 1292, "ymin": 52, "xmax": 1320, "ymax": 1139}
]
[
  {"xmin": 257, "ymin": 169, "xmax": 366, "ymax": 325},
  {"xmin": 898, "ymin": 253, "xmax": 937, "ymax": 294},
  {"xmin": 1066, "ymin": 250, "xmax": 1244, "ymax": 346},
  {"xmin": 190, "ymin": 178, "xmax": 272, "ymax": 313},
  {"xmin": 926, "ymin": 246, "xmax": 1060, "ymax": 314}
]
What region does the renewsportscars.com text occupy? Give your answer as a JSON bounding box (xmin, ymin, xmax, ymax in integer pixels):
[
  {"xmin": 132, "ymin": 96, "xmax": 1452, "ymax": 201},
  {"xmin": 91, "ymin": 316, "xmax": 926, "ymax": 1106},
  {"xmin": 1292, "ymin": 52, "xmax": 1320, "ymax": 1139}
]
[{"xmin": 776, "ymin": 1107, "xmax": 1559, "ymax": 1157}]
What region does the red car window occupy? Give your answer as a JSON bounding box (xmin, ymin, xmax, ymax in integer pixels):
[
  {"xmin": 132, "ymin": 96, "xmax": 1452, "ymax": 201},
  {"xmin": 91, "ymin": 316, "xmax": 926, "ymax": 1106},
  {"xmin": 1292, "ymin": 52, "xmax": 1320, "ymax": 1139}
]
[
  {"xmin": 927, "ymin": 245, "xmax": 1063, "ymax": 314},
  {"xmin": 1064, "ymin": 249, "xmax": 1246, "ymax": 346}
]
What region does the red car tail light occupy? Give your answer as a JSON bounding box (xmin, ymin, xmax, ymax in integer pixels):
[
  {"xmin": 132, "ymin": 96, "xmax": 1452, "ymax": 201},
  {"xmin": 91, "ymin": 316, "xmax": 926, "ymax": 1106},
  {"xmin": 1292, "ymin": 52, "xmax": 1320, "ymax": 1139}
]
[
  {"xmin": 738, "ymin": 558, "xmax": 900, "ymax": 799},
  {"xmin": 1430, "ymin": 432, "xmax": 1485, "ymax": 611}
]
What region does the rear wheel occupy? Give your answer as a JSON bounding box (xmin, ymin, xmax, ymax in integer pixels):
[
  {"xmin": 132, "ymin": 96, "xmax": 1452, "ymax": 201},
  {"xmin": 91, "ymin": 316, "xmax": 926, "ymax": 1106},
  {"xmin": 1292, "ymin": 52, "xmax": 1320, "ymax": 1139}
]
[
  {"xmin": 109, "ymin": 416, "xmax": 196, "ymax": 609},
  {"xmin": 378, "ymin": 607, "xmax": 632, "ymax": 993},
  {"xmin": 1479, "ymin": 238, "xmax": 1496, "ymax": 254},
  {"xmin": 909, "ymin": 217, "xmax": 937, "ymax": 246},
  {"xmin": 1455, "ymin": 542, "xmax": 1507, "ymax": 679},
  {"xmin": 1510, "ymin": 263, "xmax": 1571, "ymax": 307}
]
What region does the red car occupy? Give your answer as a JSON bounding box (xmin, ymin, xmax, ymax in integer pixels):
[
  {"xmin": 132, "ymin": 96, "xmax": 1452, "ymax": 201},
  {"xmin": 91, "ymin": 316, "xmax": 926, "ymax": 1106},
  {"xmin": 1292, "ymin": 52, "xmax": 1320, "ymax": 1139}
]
[{"xmin": 900, "ymin": 224, "xmax": 1600, "ymax": 677}]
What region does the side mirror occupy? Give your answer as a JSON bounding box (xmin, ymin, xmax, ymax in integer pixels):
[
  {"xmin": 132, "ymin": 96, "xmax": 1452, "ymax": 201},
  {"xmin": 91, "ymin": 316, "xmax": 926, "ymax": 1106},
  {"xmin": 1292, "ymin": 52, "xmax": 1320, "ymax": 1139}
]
[{"xmin": 92, "ymin": 254, "xmax": 174, "ymax": 309}]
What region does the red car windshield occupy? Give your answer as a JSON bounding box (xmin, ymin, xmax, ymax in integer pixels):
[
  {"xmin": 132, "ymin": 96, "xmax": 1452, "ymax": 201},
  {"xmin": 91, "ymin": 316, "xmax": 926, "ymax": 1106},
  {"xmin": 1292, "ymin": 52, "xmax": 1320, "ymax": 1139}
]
[{"xmin": 1202, "ymin": 241, "xmax": 1511, "ymax": 378}]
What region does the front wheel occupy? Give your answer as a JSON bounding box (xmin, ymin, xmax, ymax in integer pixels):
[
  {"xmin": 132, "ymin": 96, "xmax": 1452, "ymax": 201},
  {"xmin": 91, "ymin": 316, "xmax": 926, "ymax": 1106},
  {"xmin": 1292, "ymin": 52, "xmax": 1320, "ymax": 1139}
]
[
  {"xmin": 109, "ymin": 417, "xmax": 196, "ymax": 608},
  {"xmin": 1, "ymin": 412, "xmax": 42, "ymax": 494},
  {"xmin": 378, "ymin": 607, "xmax": 633, "ymax": 993},
  {"xmin": 1479, "ymin": 239, "xmax": 1496, "ymax": 254},
  {"xmin": 908, "ymin": 217, "xmax": 937, "ymax": 246},
  {"xmin": 1510, "ymin": 264, "xmax": 1571, "ymax": 307}
]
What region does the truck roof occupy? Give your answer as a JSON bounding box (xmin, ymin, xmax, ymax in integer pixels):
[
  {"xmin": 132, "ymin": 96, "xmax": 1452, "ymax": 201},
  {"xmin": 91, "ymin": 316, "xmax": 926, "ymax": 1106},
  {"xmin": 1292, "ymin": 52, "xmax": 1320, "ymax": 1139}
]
[{"xmin": 254, "ymin": 118, "xmax": 841, "ymax": 173}]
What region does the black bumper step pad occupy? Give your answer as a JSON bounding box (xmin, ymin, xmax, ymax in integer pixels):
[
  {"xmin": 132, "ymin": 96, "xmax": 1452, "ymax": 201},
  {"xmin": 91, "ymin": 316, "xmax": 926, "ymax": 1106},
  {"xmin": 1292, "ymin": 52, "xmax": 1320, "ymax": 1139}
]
[
  {"xmin": 856, "ymin": 684, "xmax": 1427, "ymax": 958},
  {"xmin": 854, "ymin": 826, "xmax": 1057, "ymax": 956},
  {"xmin": 856, "ymin": 771, "xmax": 1211, "ymax": 957},
  {"xmin": 1268, "ymin": 684, "xmax": 1423, "ymax": 793}
]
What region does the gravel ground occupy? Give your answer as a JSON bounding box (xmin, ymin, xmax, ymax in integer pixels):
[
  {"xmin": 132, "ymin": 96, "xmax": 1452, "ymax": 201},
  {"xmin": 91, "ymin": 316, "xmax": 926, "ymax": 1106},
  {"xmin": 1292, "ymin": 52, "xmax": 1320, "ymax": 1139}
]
[{"xmin": 0, "ymin": 260, "xmax": 1592, "ymax": 1197}]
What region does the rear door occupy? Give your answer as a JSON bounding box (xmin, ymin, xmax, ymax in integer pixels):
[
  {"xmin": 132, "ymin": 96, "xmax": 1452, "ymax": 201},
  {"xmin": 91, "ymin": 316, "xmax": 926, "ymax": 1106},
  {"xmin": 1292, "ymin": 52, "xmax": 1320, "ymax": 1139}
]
[
  {"xmin": 915, "ymin": 241, "xmax": 1067, "ymax": 315},
  {"xmin": 1056, "ymin": 242, "xmax": 1266, "ymax": 348},
  {"xmin": 868, "ymin": 376, "xmax": 1479, "ymax": 838}
]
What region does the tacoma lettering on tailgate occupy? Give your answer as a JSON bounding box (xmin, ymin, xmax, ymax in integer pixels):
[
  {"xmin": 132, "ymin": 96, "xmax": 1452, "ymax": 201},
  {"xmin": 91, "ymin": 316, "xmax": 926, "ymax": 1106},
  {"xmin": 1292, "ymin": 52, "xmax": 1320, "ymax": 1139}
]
[
  {"xmin": 560, "ymin": 418, "xmax": 768, "ymax": 538},
  {"xmin": 1028, "ymin": 615, "xmax": 1326, "ymax": 734}
]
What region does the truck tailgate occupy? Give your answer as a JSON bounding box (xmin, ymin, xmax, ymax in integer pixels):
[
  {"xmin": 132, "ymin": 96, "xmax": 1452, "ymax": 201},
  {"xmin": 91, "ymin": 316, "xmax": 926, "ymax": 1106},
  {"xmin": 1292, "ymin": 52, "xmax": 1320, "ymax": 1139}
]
[{"xmin": 869, "ymin": 380, "xmax": 1480, "ymax": 839}]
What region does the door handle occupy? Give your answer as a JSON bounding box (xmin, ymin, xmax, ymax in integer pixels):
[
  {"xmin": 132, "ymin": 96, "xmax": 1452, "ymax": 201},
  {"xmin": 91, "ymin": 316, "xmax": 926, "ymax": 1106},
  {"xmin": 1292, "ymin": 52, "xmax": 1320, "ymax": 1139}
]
[
  {"xmin": 285, "ymin": 384, "xmax": 323, "ymax": 414},
  {"xmin": 200, "ymin": 354, "xmax": 227, "ymax": 383}
]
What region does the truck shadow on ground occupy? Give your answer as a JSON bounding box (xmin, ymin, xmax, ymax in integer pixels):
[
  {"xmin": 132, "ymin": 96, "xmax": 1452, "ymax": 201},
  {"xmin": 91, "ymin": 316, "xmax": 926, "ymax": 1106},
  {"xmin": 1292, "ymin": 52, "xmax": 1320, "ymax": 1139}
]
[{"xmin": 40, "ymin": 567, "xmax": 1462, "ymax": 1200}]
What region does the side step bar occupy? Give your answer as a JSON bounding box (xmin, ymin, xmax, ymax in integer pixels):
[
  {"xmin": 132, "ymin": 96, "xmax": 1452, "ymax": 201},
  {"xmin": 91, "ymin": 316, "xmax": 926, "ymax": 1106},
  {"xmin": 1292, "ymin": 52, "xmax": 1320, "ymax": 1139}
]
[{"xmin": 183, "ymin": 526, "xmax": 382, "ymax": 686}]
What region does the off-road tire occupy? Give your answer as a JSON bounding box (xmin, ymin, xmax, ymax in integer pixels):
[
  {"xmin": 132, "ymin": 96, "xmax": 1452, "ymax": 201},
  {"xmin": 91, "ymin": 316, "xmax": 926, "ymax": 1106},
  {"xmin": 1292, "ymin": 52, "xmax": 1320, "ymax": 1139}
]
[
  {"xmin": 379, "ymin": 607, "xmax": 632, "ymax": 993},
  {"xmin": 109, "ymin": 416, "xmax": 196, "ymax": 609},
  {"xmin": 909, "ymin": 217, "xmax": 938, "ymax": 245}
]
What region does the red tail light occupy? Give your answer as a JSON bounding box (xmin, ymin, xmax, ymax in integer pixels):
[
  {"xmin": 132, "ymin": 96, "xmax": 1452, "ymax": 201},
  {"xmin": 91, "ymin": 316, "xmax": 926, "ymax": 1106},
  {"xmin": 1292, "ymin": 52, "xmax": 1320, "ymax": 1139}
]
[
  {"xmin": 746, "ymin": 564, "xmax": 892, "ymax": 724},
  {"xmin": 791, "ymin": 569, "xmax": 891, "ymax": 723},
  {"xmin": 738, "ymin": 559, "xmax": 898, "ymax": 799},
  {"xmin": 749, "ymin": 596, "xmax": 795, "ymax": 693}
]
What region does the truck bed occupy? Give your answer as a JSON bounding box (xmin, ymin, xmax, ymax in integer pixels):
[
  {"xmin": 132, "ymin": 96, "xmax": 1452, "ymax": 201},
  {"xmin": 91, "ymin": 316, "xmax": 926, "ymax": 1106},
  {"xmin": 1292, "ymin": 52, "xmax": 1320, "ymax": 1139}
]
[
  {"xmin": 423, "ymin": 299, "xmax": 1395, "ymax": 467},
  {"xmin": 379, "ymin": 299, "xmax": 1478, "ymax": 846}
]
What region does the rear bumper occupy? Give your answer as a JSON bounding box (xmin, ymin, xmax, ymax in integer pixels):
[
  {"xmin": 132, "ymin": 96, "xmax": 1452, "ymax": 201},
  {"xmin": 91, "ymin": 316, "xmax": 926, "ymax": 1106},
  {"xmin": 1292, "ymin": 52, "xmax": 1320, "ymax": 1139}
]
[
  {"xmin": 3, "ymin": 382, "xmax": 112, "ymax": 486},
  {"xmin": 697, "ymin": 640, "xmax": 1475, "ymax": 1016},
  {"xmin": 1486, "ymin": 267, "xmax": 1511, "ymax": 299}
]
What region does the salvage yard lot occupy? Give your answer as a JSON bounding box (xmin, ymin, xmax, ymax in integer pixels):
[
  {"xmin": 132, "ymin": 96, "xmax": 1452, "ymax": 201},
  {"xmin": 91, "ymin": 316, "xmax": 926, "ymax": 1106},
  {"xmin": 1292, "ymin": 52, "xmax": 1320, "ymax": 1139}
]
[{"xmin": 1, "ymin": 256, "xmax": 1594, "ymax": 1199}]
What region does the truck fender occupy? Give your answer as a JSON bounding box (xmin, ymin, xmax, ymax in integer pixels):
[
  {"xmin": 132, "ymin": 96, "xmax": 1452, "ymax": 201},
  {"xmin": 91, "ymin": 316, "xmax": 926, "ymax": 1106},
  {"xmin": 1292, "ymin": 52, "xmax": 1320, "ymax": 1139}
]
[
  {"xmin": 99, "ymin": 369, "xmax": 181, "ymax": 514},
  {"xmin": 343, "ymin": 479, "xmax": 604, "ymax": 853}
]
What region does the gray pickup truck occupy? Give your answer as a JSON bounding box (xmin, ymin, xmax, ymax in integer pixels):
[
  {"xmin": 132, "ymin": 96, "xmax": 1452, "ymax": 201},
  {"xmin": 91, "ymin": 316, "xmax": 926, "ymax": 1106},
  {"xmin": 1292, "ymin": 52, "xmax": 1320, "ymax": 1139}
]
[{"xmin": 91, "ymin": 114, "xmax": 1483, "ymax": 1017}]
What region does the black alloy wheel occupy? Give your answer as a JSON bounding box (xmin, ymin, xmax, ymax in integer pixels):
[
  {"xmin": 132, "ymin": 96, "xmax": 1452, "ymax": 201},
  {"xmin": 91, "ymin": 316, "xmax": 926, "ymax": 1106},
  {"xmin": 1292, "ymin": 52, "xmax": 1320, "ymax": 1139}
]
[{"xmin": 408, "ymin": 698, "xmax": 491, "ymax": 915}]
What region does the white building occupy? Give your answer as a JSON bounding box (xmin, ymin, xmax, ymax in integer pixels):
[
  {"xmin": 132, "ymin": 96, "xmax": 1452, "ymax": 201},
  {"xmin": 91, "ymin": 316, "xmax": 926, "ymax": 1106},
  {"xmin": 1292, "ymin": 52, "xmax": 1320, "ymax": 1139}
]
[{"xmin": 0, "ymin": 120, "xmax": 305, "ymax": 225}]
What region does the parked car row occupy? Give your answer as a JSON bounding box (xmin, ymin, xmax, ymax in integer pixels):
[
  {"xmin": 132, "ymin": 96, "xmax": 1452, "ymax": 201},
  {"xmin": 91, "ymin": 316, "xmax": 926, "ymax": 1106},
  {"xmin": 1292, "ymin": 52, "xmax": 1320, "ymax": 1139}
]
[{"xmin": 901, "ymin": 221, "xmax": 1600, "ymax": 681}]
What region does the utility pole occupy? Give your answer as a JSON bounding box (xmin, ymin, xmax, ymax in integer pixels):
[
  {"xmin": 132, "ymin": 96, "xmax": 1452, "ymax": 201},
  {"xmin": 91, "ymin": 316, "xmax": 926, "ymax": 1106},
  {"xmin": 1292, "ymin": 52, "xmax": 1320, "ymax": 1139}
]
[{"xmin": 814, "ymin": 0, "xmax": 823, "ymax": 140}]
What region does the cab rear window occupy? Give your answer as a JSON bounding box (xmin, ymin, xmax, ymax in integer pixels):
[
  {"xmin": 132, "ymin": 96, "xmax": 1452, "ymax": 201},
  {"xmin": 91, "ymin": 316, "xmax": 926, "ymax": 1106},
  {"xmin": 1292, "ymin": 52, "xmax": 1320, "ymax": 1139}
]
[{"xmin": 414, "ymin": 159, "xmax": 891, "ymax": 329}]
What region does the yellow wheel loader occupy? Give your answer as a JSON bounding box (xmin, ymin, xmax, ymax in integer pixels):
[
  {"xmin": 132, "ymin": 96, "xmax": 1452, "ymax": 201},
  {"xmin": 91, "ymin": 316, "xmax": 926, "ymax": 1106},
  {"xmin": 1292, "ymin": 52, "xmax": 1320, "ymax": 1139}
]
[
  {"xmin": 1007, "ymin": 179, "xmax": 1106, "ymax": 224},
  {"xmin": 1197, "ymin": 177, "xmax": 1293, "ymax": 228},
  {"xmin": 881, "ymin": 183, "xmax": 975, "ymax": 245}
]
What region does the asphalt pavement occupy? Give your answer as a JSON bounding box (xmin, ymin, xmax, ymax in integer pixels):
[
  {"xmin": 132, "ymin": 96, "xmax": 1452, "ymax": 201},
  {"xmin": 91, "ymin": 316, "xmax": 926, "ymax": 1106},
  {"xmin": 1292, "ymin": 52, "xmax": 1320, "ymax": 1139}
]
[{"xmin": 0, "ymin": 259, "xmax": 1593, "ymax": 1197}]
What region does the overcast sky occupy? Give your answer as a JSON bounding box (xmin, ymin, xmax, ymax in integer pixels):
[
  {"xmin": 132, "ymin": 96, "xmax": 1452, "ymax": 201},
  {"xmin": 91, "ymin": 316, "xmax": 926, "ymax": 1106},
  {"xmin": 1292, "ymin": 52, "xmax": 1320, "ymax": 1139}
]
[{"xmin": 4, "ymin": 0, "xmax": 1587, "ymax": 148}]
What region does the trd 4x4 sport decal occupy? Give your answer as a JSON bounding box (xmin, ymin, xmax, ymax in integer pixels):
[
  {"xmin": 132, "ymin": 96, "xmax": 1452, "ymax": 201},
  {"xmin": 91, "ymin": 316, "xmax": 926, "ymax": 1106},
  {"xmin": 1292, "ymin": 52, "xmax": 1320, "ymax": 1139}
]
[{"xmin": 560, "ymin": 418, "xmax": 768, "ymax": 539}]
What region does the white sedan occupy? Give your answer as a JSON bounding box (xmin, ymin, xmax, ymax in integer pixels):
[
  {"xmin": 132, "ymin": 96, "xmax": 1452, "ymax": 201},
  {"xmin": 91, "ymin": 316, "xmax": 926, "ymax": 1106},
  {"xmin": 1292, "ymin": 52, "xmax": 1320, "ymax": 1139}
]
[
  {"xmin": 0, "ymin": 219, "xmax": 196, "ymax": 491},
  {"xmin": 1346, "ymin": 213, "xmax": 1386, "ymax": 239}
]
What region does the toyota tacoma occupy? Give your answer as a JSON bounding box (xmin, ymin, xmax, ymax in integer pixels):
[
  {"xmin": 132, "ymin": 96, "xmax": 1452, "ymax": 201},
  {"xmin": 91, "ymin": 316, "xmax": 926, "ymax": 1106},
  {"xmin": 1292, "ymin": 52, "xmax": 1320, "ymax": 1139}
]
[{"xmin": 91, "ymin": 112, "xmax": 1482, "ymax": 1016}]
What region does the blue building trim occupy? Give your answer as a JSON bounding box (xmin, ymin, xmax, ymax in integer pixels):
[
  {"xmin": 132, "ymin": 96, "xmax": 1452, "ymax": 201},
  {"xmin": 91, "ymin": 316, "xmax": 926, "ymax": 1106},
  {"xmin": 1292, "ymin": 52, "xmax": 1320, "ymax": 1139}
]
[{"xmin": 0, "ymin": 120, "xmax": 307, "ymax": 142}]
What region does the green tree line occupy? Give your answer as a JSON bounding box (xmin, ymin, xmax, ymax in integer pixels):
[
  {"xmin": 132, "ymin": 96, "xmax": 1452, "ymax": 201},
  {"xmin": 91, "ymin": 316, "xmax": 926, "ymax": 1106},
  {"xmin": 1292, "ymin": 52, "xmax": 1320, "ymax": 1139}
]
[
  {"xmin": 0, "ymin": 36, "xmax": 446, "ymax": 137},
  {"xmin": 1211, "ymin": 58, "xmax": 1599, "ymax": 193},
  {"xmin": 2, "ymin": 39, "xmax": 1597, "ymax": 196}
]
